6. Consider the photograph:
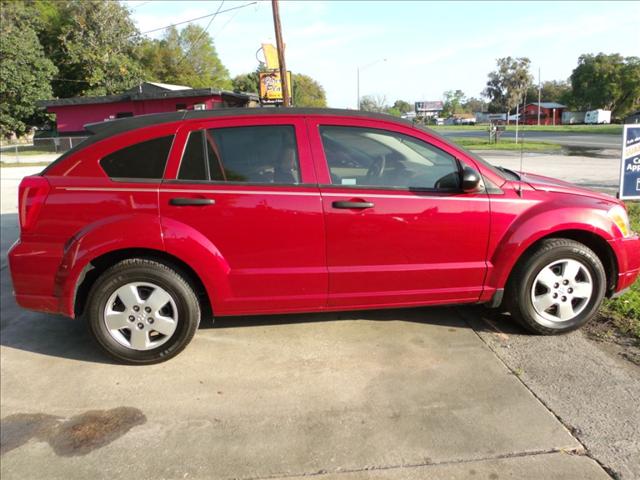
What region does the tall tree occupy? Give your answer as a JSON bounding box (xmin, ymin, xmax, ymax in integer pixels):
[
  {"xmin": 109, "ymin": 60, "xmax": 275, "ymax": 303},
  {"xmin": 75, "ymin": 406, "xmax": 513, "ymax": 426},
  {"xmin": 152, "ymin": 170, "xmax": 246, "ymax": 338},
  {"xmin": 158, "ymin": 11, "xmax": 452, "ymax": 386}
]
[
  {"xmin": 570, "ymin": 53, "xmax": 640, "ymax": 117},
  {"xmin": 483, "ymin": 57, "xmax": 533, "ymax": 121},
  {"xmin": 526, "ymin": 80, "xmax": 573, "ymax": 106},
  {"xmin": 139, "ymin": 25, "xmax": 232, "ymax": 90},
  {"xmin": 292, "ymin": 74, "xmax": 327, "ymax": 107},
  {"xmin": 442, "ymin": 90, "xmax": 466, "ymax": 117},
  {"xmin": 0, "ymin": 2, "xmax": 57, "ymax": 137},
  {"xmin": 462, "ymin": 97, "xmax": 487, "ymax": 113},
  {"xmin": 232, "ymin": 72, "xmax": 260, "ymax": 94},
  {"xmin": 360, "ymin": 94, "xmax": 388, "ymax": 113},
  {"xmin": 391, "ymin": 100, "xmax": 412, "ymax": 114},
  {"xmin": 37, "ymin": 0, "xmax": 143, "ymax": 97}
]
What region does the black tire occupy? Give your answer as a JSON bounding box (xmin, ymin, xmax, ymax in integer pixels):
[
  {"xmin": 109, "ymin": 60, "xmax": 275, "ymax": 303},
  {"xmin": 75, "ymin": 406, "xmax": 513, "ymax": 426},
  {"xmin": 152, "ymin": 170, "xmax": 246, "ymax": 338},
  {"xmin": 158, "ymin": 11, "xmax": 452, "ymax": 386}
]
[
  {"xmin": 506, "ymin": 238, "xmax": 606, "ymax": 335},
  {"xmin": 86, "ymin": 258, "xmax": 200, "ymax": 364}
]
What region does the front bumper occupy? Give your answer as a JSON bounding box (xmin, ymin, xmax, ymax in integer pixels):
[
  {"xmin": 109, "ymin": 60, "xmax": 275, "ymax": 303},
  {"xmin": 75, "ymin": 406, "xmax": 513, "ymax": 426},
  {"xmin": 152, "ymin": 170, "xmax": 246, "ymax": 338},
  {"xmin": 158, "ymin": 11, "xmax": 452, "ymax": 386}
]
[{"xmin": 610, "ymin": 234, "xmax": 640, "ymax": 293}]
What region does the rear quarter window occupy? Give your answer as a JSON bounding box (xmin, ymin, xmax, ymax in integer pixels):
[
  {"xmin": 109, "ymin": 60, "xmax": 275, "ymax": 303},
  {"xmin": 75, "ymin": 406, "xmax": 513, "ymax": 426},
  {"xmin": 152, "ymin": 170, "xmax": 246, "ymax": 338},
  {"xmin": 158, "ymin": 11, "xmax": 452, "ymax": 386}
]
[{"xmin": 100, "ymin": 135, "xmax": 174, "ymax": 180}]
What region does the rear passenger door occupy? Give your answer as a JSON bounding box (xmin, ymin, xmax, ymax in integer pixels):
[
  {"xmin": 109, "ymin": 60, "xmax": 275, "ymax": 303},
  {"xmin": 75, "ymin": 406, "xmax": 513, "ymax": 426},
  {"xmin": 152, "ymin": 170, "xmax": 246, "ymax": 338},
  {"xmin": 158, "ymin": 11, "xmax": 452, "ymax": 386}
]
[{"xmin": 160, "ymin": 117, "xmax": 326, "ymax": 315}]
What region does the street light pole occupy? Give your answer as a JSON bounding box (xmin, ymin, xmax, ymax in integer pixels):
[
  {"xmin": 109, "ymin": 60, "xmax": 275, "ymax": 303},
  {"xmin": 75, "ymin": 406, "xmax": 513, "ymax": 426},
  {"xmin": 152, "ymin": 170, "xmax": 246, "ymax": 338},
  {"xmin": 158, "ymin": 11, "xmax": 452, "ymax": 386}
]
[
  {"xmin": 356, "ymin": 58, "xmax": 386, "ymax": 110},
  {"xmin": 357, "ymin": 67, "xmax": 360, "ymax": 110},
  {"xmin": 271, "ymin": 0, "xmax": 290, "ymax": 107}
]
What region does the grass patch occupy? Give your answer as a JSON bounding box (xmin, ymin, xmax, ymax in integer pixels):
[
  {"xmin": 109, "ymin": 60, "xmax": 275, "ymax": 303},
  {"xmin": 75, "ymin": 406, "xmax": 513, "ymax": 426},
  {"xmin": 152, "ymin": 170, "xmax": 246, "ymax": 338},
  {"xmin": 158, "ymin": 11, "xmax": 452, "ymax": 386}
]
[
  {"xmin": 0, "ymin": 149, "xmax": 56, "ymax": 157},
  {"xmin": 450, "ymin": 137, "xmax": 562, "ymax": 151},
  {"xmin": 0, "ymin": 161, "xmax": 51, "ymax": 168},
  {"xmin": 431, "ymin": 124, "xmax": 622, "ymax": 134},
  {"xmin": 598, "ymin": 202, "xmax": 640, "ymax": 343}
]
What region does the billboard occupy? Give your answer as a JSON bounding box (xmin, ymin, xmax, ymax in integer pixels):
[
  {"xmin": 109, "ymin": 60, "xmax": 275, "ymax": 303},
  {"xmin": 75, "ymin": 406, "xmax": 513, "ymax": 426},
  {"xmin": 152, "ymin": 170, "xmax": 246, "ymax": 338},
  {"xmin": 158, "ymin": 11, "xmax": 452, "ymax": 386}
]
[
  {"xmin": 259, "ymin": 71, "xmax": 292, "ymax": 105},
  {"xmin": 619, "ymin": 125, "xmax": 640, "ymax": 200}
]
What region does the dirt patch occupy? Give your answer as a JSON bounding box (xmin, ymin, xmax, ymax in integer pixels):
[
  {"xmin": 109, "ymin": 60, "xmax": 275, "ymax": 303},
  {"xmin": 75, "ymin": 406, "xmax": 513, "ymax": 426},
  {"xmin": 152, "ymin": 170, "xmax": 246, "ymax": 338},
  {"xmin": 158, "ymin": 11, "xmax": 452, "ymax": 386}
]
[{"xmin": 0, "ymin": 407, "xmax": 146, "ymax": 457}]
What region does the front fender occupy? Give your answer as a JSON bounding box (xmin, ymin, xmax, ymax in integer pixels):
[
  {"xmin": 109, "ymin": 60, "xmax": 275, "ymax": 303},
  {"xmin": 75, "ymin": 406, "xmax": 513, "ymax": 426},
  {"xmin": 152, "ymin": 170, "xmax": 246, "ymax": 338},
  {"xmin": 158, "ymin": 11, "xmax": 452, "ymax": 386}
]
[{"xmin": 486, "ymin": 204, "xmax": 617, "ymax": 290}]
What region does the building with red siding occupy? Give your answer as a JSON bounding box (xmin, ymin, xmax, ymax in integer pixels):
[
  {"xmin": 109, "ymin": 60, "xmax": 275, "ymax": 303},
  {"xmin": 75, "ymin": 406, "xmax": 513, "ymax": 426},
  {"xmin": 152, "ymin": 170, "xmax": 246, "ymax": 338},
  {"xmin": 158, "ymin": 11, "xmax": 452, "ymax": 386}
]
[
  {"xmin": 520, "ymin": 102, "xmax": 567, "ymax": 125},
  {"xmin": 38, "ymin": 82, "xmax": 259, "ymax": 135}
]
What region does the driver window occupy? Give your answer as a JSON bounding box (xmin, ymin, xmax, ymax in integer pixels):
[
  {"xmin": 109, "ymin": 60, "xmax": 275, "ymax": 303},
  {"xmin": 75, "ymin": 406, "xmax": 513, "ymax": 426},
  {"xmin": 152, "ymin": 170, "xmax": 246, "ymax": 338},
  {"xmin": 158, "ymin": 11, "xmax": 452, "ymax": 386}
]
[{"xmin": 319, "ymin": 126, "xmax": 460, "ymax": 190}]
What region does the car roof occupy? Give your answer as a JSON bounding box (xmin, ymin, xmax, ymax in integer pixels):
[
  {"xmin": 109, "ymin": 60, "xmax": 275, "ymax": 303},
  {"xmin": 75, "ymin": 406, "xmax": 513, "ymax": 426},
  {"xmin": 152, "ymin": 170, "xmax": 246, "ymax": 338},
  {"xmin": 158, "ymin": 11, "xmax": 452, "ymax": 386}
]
[{"xmin": 84, "ymin": 108, "xmax": 418, "ymax": 136}]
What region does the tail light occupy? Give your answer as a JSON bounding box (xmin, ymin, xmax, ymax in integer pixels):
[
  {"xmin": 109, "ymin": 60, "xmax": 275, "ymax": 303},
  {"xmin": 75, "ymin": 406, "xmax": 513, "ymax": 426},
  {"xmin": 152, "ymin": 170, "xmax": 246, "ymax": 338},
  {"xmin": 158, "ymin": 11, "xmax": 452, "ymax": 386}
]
[{"xmin": 18, "ymin": 175, "xmax": 50, "ymax": 232}]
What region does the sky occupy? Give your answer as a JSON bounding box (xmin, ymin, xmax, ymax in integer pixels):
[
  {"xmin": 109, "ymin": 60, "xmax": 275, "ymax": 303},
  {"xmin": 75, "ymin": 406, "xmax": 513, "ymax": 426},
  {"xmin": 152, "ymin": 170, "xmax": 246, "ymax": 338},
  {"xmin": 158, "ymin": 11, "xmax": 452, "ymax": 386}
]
[{"xmin": 123, "ymin": 1, "xmax": 640, "ymax": 108}]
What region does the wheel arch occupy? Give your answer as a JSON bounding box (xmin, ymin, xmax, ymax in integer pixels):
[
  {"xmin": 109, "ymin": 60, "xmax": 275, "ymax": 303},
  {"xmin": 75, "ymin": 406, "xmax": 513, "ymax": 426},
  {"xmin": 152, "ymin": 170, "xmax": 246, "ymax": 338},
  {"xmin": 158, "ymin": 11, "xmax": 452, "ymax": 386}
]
[
  {"xmin": 504, "ymin": 229, "xmax": 618, "ymax": 298},
  {"xmin": 73, "ymin": 247, "xmax": 213, "ymax": 321}
]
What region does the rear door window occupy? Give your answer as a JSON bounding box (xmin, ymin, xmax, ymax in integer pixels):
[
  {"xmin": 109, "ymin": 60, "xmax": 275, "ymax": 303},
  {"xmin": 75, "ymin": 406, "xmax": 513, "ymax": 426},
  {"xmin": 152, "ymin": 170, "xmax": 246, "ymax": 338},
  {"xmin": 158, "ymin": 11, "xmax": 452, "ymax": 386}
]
[
  {"xmin": 177, "ymin": 125, "xmax": 300, "ymax": 184},
  {"xmin": 100, "ymin": 135, "xmax": 174, "ymax": 180}
]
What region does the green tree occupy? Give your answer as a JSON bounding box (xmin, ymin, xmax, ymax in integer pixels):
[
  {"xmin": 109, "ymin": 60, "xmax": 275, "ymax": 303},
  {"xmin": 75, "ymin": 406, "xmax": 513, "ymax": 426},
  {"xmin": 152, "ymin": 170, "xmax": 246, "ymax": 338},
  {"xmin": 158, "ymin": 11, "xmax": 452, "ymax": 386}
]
[
  {"xmin": 525, "ymin": 80, "xmax": 573, "ymax": 106},
  {"xmin": 232, "ymin": 72, "xmax": 260, "ymax": 94},
  {"xmin": 391, "ymin": 100, "xmax": 412, "ymax": 114},
  {"xmin": 462, "ymin": 97, "xmax": 486, "ymax": 113},
  {"xmin": 139, "ymin": 25, "xmax": 232, "ymax": 90},
  {"xmin": 570, "ymin": 53, "xmax": 640, "ymax": 118},
  {"xmin": 36, "ymin": 0, "xmax": 143, "ymax": 97},
  {"xmin": 483, "ymin": 57, "xmax": 533, "ymax": 121},
  {"xmin": 0, "ymin": 2, "xmax": 57, "ymax": 137},
  {"xmin": 442, "ymin": 90, "xmax": 466, "ymax": 117},
  {"xmin": 292, "ymin": 73, "xmax": 327, "ymax": 107}
]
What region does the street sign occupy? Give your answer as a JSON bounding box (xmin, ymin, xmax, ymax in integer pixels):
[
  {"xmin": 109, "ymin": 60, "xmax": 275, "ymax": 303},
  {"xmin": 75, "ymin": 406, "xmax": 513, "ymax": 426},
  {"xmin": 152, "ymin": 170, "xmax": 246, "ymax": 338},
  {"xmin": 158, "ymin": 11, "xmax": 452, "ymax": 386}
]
[
  {"xmin": 259, "ymin": 71, "xmax": 292, "ymax": 105},
  {"xmin": 619, "ymin": 125, "xmax": 640, "ymax": 200}
]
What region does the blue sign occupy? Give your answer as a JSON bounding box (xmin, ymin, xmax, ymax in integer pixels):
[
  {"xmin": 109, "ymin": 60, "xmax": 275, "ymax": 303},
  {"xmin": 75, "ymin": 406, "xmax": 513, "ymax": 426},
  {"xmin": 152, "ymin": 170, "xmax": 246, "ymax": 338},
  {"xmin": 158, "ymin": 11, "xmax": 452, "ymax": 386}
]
[{"xmin": 619, "ymin": 126, "xmax": 640, "ymax": 199}]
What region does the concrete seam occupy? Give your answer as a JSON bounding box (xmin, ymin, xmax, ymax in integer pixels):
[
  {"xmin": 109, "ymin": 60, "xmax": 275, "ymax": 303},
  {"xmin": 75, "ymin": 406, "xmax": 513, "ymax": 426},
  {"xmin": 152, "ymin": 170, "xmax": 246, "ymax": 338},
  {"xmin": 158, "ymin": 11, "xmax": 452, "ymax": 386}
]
[{"xmin": 457, "ymin": 307, "xmax": 617, "ymax": 480}]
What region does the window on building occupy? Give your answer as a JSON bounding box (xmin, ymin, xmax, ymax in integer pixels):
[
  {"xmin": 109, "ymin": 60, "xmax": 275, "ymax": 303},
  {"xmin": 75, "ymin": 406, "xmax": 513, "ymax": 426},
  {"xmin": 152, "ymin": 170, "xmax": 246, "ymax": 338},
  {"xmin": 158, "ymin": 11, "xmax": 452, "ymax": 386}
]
[
  {"xmin": 100, "ymin": 135, "xmax": 174, "ymax": 180},
  {"xmin": 319, "ymin": 126, "xmax": 460, "ymax": 190},
  {"xmin": 177, "ymin": 125, "xmax": 300, "ymax": 184},
  {"xmin": 176, "ymin": 103, "xmax": 187, "ymax": 111},
  {"xmin": 116, "ymin": 112, "xmax": 134, "ymax": 118}
]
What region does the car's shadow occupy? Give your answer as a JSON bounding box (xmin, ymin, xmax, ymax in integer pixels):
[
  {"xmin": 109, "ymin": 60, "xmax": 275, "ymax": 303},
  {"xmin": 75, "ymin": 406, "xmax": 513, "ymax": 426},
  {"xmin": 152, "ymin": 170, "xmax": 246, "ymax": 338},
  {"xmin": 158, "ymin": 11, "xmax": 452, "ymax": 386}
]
[{"xmin": 1, "ymin": 264, "xmax": 527, "ymax": 365}]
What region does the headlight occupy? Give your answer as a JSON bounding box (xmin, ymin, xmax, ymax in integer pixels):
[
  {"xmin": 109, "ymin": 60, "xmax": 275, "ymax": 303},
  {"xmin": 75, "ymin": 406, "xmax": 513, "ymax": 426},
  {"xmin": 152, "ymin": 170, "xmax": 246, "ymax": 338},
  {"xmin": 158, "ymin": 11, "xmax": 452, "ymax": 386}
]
[{"xmin": 608, "ymin": 205, "xmax": 632, "ymax": 237}]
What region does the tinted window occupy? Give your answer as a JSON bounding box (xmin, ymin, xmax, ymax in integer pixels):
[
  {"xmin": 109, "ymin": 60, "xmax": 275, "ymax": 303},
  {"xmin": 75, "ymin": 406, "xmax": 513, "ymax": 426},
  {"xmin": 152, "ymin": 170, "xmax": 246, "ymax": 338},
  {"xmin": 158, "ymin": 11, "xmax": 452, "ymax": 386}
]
[
  {"xmin": 320, "ymin": 126, "xmax": 460, "ymax": 190},
  {"xmin": 178, "ymin": 130, "xmax": 225, "ymax": 181},
  {"xmin": 100, "ymin": 135, "xmax": 173, "ymax": 179},
  {"xmin": 177, "ymin": 125, "xmax": 300, "ymax": 184}
]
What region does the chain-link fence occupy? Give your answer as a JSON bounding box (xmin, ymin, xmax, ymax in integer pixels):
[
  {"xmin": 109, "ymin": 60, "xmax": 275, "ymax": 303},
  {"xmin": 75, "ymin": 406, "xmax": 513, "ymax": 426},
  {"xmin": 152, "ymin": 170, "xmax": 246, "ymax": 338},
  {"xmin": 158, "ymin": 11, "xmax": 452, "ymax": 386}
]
[{"xmin": 0, "ymin": 136, "xmax": 87, "ymax": 164}]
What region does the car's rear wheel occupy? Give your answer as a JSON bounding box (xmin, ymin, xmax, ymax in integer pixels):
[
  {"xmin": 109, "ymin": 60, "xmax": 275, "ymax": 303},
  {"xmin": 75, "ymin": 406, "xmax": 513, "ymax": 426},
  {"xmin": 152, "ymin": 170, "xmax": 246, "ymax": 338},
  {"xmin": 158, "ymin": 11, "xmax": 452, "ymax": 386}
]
[
  {"xmin": 506, "ymin": 238, "xmax": 606, "ymax": 334},
  {"xmin": 86, "ymin": 258, "xmax": 200, "ymax": 364}
]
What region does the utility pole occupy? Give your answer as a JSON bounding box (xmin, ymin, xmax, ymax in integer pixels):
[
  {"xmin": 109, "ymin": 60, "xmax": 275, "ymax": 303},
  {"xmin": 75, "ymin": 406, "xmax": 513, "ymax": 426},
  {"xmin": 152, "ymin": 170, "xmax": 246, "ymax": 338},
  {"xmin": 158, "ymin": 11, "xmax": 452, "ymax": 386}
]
[
  {"xmin": 537, "ymin": 67, "xmax": 541, "ymax": 126},
  {"xmin": 271, "ymin": 0, "xmax": 290, "ymax": 107}
]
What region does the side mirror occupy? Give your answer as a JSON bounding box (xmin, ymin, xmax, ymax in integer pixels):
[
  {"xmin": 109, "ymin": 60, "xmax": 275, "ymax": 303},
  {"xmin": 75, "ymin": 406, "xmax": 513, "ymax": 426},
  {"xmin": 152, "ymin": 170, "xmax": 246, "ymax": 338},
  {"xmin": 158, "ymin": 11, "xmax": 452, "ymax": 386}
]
[{"xmin": 461, "ymin": 166, "xmax": 482, "ymax": 193}]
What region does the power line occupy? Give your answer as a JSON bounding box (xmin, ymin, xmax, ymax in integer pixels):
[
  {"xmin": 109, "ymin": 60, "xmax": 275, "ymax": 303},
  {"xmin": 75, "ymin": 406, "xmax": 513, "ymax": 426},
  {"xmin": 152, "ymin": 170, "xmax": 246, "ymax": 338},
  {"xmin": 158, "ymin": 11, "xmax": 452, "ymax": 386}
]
[
  {"xmin": 176, "ymin": 0, "xmax": 225, "ymax": 67},
  {"xmin": 132, "ymin": 2, "xmax": 257, "ymax": 38}
]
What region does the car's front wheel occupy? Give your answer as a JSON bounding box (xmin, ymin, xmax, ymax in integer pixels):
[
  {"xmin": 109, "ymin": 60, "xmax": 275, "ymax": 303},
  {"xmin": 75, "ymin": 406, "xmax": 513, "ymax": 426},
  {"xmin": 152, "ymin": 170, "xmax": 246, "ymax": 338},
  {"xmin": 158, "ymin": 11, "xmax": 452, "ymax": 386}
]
[
  {"xmin": 507, "ymin": 238, "xmax": 606, "ymax": 334},
  {"xmin": 86, "ymin": 258, "xmax": 200, "ymax": 364}
]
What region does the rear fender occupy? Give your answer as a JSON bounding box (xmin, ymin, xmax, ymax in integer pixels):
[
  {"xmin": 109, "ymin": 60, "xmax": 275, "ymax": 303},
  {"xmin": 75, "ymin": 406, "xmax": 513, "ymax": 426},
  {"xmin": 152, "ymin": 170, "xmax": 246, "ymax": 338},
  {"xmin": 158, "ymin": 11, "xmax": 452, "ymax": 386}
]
[
  {"xmin": 58, "ymin": 215, "xmax": 231, "ymax": 317},
  {"xmin": 56, "ymin": 214, "xmax": 165, "ymax": 316}
]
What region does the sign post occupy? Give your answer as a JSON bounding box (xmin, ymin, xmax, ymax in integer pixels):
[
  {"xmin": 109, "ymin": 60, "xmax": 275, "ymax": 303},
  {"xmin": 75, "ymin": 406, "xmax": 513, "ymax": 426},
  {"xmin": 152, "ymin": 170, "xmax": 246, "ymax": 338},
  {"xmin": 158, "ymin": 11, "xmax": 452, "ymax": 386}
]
[{"xmin": 619, "ymin": 125, "xmax": 640, "ymax": 200}]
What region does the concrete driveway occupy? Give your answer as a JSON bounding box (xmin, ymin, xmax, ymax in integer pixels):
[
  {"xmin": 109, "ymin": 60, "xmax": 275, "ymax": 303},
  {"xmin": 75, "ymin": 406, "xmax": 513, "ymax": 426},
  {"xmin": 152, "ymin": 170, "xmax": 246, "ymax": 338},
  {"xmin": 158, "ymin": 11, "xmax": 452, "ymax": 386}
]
[{"xmin": 0, "ymin": 166, "xmax": 614, "ymax": 480}]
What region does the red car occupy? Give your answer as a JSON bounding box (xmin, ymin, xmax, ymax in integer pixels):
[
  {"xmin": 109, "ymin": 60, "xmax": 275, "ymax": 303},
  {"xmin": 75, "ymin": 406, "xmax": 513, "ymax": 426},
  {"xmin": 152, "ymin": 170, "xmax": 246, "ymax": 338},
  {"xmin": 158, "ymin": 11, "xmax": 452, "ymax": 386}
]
[{"xmin": 9, "ymin": 109, "xmax": 640, "ymax": 364}]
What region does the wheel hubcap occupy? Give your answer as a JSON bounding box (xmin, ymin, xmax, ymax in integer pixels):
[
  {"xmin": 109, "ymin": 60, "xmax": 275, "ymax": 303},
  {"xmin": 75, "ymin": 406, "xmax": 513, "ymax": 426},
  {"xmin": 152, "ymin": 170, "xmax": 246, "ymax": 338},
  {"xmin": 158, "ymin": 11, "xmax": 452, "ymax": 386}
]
[
  {"xmin": 103, "ymin": 282, "xmax": 178, "ymax": 351},
  {"xmin": 530, "ymin": 258, "xmax": 593, "ymax": 324}
]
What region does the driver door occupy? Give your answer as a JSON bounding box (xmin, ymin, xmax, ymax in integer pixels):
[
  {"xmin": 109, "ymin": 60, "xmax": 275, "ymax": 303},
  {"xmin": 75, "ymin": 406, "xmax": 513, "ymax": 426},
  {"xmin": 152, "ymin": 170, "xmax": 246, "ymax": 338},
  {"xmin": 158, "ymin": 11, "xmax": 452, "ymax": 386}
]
[{"xmin": 306, "ymin": 116, "xmax": 491, "ymax": 308}]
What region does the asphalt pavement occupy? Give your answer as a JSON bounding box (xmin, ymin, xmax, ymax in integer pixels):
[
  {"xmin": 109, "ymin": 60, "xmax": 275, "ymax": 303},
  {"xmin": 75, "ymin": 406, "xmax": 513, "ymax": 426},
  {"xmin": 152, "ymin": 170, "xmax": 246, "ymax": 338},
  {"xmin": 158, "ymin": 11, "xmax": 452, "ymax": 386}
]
[{"xmin": 1, "ymin": 160, "xmax": 637, "ymax": 479}]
